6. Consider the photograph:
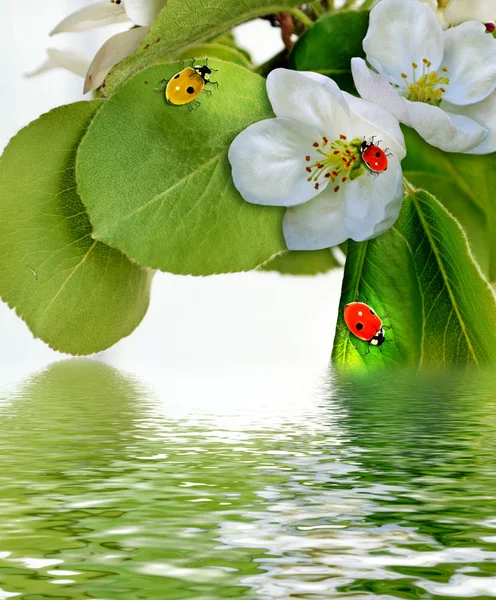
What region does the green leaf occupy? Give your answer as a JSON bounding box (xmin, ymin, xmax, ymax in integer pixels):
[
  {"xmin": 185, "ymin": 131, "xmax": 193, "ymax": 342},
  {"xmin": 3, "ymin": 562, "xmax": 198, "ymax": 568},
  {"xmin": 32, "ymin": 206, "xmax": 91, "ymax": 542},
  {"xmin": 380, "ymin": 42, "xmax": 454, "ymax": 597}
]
[
  {"xmin": 105, "ymin": 0, "xmax": 306, "ymax": 94},
  {"xmin": 176, "ymin": 43, "xmax": 252, "ymax": 68},
  {"xmin": 289, "ymin": 10, "xmax": 369, "ymax": 93},
  {"xmin": 77, "ymin": 60, "xmax": 286, "ymax": 276},
  {"xmin": 0, "ymin": 102, "xmax": 153, "ymax": 356},
  {"xmin": 261, "ymin": 249, "xmax": 342, "ymax": 275},
  {"xmin": 332, "ymin": 186, "xmax": 496, "ymax": 371},
  {"xmin": 403, "ymin": 127, "xmax": 496, "ymax": 280}
]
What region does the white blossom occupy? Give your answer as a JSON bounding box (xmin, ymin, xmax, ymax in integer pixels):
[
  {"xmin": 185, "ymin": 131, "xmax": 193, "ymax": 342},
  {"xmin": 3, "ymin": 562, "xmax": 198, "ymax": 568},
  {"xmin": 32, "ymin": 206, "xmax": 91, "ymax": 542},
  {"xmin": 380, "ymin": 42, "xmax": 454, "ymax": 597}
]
[
  {"xmin": 352, "ymin": 0, "xmax": 496, "ymax": 153},
  {"xmin": 33, "ymin": 0, "xmax": 166, "ymax": 93},
  {"xmin": 228, "ymin": 69, "xmax": 406, "ymax": 251},
  {"xmin": 440, "ymin": 0, "xmax": 496, "ymax": 28}
]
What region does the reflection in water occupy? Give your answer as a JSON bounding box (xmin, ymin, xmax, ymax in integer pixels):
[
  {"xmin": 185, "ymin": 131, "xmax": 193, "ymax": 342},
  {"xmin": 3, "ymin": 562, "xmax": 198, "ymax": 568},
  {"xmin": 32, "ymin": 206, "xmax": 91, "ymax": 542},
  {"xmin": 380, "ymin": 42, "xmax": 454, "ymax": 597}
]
[{"xmin": 0, "ymin": 361, "xmax": 495, "ymax": 599}]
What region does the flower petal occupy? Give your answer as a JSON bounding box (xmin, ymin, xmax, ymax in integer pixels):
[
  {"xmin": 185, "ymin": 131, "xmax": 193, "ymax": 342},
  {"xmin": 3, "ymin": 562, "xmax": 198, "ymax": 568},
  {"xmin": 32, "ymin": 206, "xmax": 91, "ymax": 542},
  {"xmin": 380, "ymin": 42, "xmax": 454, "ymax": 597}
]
[
  {"xmin": 443, "ymin": 0, "xmax": 496, "ymax": 26},
  {"xmin": 228, "ymin": 118, "xmax": 327, "ymax": 208},
  {"xmin": 343, "ymin": 92, "xmax": 406, "ymax": 160},
  {"xmin": 344, "ymin": 155, "xmax": 403, "ymax": 241},
  {"xmin": 351, "ymin": 58, "xmax": 410, "ymax": 125},
  {"xmin": 26, "ymin": 49, "xmax": 90, "ymax": 79},
  {"xmin": 364, "ymin": 0, "xmax": 444, "ymax": 85},
  {"xmin": 266, "ymin": 69, "xmax": 351, "ymax": 140},
  {"xmin": 442, "ymin": 91, "xmax": 496, "ymax": 154},
  {"xmin": 123, "ymin": 0, "xmax": 167, "ymax": 26},
  {"xmin": 405, "ymin": 98, "xmax": 488, "ymax": 152},
  {"xmin": 298, "ymin": 71, "xmax": 350, "ymax": 115},
  {"xmin": 84, "ymin": 26, "xmax": 149, "ymax": 93},
  {"xmin": 442, "ymin": 21, "xmax": 496, "ymax": 106},
  {"xmin": 50, "ymin": 1, "xmax": 128, "ymax": 35},
  {"xmin": 283, "ymin": 186, "xmax": 347, "ymax": 250}
]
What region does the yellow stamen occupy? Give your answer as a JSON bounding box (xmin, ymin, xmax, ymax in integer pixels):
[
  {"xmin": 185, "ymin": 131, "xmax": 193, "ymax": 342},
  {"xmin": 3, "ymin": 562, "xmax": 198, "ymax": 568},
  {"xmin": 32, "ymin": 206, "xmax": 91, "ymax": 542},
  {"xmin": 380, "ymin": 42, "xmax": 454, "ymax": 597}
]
[
  {"xmin": 304, "ymin": 136, "xmax": 363, "ymax": 188},
  {"xmin": 400, "ymin": 58, "xmax": 449, "ymax": 106}
]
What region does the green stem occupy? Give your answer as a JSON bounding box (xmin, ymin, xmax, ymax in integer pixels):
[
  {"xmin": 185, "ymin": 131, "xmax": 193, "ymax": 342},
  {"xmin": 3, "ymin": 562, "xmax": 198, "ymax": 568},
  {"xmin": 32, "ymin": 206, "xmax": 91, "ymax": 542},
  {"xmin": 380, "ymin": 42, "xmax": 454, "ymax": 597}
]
[
  {"xmin": 311, "ymin": 1, "xmax": 324, "ymax": 17},
  {"xmin": 286, "ymin": 8, "xmax": 314, "ymax": 28}
]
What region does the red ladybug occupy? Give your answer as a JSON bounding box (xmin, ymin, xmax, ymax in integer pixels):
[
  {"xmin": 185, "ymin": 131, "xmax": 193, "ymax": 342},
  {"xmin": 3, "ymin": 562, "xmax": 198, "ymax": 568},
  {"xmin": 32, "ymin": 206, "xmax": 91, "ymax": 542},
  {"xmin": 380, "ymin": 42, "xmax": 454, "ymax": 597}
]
[
  {"xmin": 344, "ymin": 301, "xmax": 387, "ymax": 350},
  {"xmin": 360, "ymin": 138, "xmax": 389, "ymax": 173}
]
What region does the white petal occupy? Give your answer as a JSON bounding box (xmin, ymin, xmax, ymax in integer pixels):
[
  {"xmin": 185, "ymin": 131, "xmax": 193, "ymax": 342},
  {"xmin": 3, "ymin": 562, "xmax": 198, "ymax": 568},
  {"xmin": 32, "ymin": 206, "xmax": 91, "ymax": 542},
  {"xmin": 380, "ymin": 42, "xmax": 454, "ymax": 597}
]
[
  {"xmin": 343, "ymin": 92, "xmax": 406, "ymax": 160},
  {"xmin": 50, "ymin": 1, "xmax": 128, "ymax": 35},
  {"xmin": 266, "ymin": 69, "xmax": 351, "ymax": 140},
  {"xmin": 351, "ymin": 58, "xmax": 410, "ymax": 125},
  {"xmin": 420, "ymin": 0, "xmax": 440, "ymax": 11},
  {"xmin": 442, "ymin": 21, "xmax": 496, "ymax": 106},
  {"xmin": 26, "ymin": 49, "xmax": 90, "ymax": 79},
  {"xmin": 123, "ymin": 0, "xmax": 167, "ymax": 26},
  {"xmin": 364, "ymin": 0, "xmax": 444, "ymax": 84},
  {"xmin": 344, "ymin": 156, "xmax": 403, "ymax": 241},
  {"xmin": 283, "ymin": 186, "xmax": 347, "ymax": 250},
  {"xmin": 405, "ymin": 99, "xmax": 488, "ymax": 152},
  {"xmin": 228, "ymin": 118, "xmax": 327, "ymax": 208},
  {"xmin": 442, "ymin": 91, "xmax": 496, "ymax": 154},
  {"xmin": 443, "ymin": 0, "xmax": 496, "ymax": 26},
  {"xmin": 298, "ymin": 71, "xmax": 350, "ymax": 115},
  {"xmin": 84, "ymin": 26, "xmax": 149, "ymax": 92}
]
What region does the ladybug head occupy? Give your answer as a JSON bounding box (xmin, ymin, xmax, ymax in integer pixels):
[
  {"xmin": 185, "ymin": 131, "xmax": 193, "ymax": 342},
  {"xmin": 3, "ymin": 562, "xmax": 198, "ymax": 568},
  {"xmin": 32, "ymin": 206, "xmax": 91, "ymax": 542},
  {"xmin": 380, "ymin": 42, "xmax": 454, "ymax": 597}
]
[
  {"xmin": 360, "ymin": 140, "xmax": 372, "ymax": 153},
  {"xmin": 369, "ymin": 327, "xmax": 386, "ymax": 347},
  {"xmin": 195, "ymin": 65, "xmax": 212, "ymax": 81}
]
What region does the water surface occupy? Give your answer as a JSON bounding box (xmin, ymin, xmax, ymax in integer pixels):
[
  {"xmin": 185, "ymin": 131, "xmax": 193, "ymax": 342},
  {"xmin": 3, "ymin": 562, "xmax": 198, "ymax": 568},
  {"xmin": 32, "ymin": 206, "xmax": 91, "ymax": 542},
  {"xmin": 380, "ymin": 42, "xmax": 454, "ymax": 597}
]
[{"xmin": 0, "ymin": 361, "xmax": 495, "ymax": 599}]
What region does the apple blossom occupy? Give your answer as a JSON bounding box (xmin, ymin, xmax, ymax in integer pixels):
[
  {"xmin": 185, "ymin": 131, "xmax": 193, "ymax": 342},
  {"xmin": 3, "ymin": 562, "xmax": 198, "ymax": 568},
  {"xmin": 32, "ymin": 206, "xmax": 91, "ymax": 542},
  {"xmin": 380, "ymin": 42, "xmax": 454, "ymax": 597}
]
[
  {"xmin": 352, "ymin": 0, "xmax": 496, "ymax": 154},
  {"xmin": 228, "ymin": 69, "xmax": 406, "ymax": 251},
  {"xmin": 377, "ymin": 0, "xmax": 495, "ymax": 28},
  {"xmin": 33, "ymin": 0, "xmax": 166, "ymax": 93},
  {"xmin": 440, "ymin": 0, "xmax": 496, "ymax": 28}
]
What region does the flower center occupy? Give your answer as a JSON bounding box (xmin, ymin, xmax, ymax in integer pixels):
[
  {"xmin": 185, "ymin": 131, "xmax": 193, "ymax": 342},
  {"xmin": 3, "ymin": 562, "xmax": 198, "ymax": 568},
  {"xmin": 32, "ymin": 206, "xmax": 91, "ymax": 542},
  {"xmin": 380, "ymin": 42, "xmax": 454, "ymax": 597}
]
[
  {"xmin": 305, "ymin": 135, "xmax": 365, "ymax": 192},
  {"xmin": 400, "ymin": 59, "xmax": 449, "ymax": 105}
]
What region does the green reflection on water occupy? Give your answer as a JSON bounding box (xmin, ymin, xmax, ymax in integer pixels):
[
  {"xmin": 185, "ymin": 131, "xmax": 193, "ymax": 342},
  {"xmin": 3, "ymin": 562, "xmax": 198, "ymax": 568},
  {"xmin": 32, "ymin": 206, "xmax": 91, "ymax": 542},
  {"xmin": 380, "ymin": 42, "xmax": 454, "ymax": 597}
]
[{"xmin": 0, "ymin": 361, "xmax": 495, "ymax": 599}]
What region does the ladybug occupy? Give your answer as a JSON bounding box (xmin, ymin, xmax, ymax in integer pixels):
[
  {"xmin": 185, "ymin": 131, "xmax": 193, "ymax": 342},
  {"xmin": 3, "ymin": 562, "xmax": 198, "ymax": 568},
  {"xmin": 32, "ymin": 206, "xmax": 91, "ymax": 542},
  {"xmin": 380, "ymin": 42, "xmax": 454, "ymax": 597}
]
[
  {"xmin": 157, "ymin": 58, "xmax": 218, "ymax": 109},
  {"xmin": 343, "ymin": 301, "xmax": 390, "ymax": 352},
  {"xmin": 360, "ymin": 136, "xmax": 390, "ymax": 174}
]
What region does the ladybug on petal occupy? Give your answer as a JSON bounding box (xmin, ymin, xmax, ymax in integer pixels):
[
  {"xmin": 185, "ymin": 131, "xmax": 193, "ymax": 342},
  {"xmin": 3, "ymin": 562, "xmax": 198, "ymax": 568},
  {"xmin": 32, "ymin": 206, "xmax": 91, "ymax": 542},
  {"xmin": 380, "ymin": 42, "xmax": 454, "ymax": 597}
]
[{"xmin": 360, "ymin": 136, "xmax": 391, "ymax": 174}]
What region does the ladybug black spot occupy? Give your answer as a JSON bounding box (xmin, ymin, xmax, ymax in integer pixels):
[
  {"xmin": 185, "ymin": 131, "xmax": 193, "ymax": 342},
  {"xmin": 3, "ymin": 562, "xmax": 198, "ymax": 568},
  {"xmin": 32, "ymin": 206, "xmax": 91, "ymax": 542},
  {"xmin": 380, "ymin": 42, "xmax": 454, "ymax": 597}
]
[
  {"xmin": 375, "ymin": 151, "xmax": 381, "ymax": 158},
  {"xmin": 370, "ymin": 309, "xmax": 375, "ymax": 315},
  {"xmin": 174, "ymin": 73, "xmax": 180, "ymax": 79},
  {"xmin": 186, "ymin": 86, "xmax": 195, "ymax": 94},
  {"xmin": 356, "ymin": 322, "xmax": 364, "ymax": 331}
]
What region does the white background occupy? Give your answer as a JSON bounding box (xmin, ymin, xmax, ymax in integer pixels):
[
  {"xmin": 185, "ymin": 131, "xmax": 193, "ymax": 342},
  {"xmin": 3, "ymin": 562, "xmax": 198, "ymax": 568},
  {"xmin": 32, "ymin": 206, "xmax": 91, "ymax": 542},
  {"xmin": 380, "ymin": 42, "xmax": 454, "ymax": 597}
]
[{"xmin": 0, "ymin": 1, "xmax": 343, "ymax": 386}]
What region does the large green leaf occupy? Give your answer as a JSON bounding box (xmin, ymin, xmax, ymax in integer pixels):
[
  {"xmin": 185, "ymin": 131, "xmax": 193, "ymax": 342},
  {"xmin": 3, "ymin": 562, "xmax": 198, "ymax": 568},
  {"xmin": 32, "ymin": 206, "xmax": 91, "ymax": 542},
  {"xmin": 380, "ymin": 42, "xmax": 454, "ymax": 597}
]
[
  {"xmin": 105, "ymin": 0, "xmax": 305, "ymax": 94},
  {"xmin": 403, "ymin": 128, "xmax": 496, "ymax": 280},
  {"xmin": 77, "ymin": 60, "xmax": 286, "ymax": 276},
  {"xmin": 332, "ymin": 186, "xmax": 496, "ymax": 371},
  {"xmin": 261, "ymin": 249, "xmax": 342, "ymax": 275},
  {"xmin": 0, "ymin": 102, "xmax": 152, "ymax": 355},
  {"xmin": 289, "ymin": 10, "xmax": 369, "ymax": 93}
]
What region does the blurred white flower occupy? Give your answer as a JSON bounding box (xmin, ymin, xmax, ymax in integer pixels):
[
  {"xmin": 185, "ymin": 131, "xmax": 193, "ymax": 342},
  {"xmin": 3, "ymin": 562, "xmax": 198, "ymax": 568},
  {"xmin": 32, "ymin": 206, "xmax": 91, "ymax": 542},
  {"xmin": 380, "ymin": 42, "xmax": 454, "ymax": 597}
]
[
  {"xmin": 228, "ymin": 69, "xmax": 406, "ymax": 251},
  {"xmin": 377, "ymin": 0, "xmax": 495, "ymax": 28},
  {"xmin": 352, "ymin": 0, "xmax": 496, "ymax": 154},
  {"xmin": 33, "ymin": 0, "xmax": 166, "ymax": 93},
  {"xmin": 439, "ymin": 0, "xmax": 496, "ymax": 28}
]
